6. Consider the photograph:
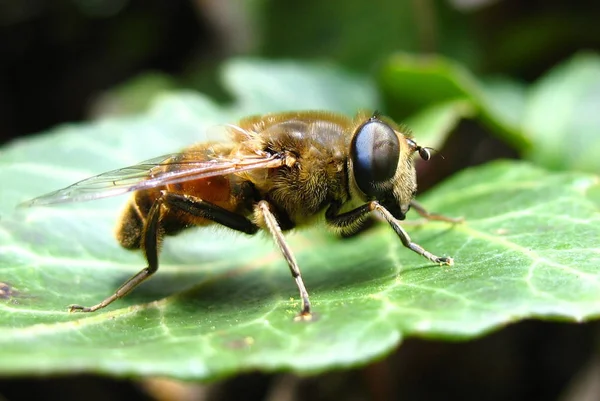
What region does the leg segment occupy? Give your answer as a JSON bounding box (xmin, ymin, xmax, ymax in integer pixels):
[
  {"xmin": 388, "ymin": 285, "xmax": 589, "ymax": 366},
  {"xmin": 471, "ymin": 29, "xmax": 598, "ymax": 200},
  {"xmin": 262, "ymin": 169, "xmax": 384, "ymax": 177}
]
[
  {"xmin": 69, "ymin": 194, "xmax": 165, "ymax": 312},
  {"xmin": 409, "ymin": 199, "xmax": 463, "ymax": 224},
  {"xmin": 165, "ymin": 193, "xmax": 259, "ymax": 235},
  {"xmin": 326, "ymin": 201, "xmax": 453, "ymax": 266},
  {"xmin": 256, "ymin": 201, "xmax": 312, "ymax": 320},
  {"xmin": 69, "ymin": 192, "xmax": 259, "ymax": 313}
]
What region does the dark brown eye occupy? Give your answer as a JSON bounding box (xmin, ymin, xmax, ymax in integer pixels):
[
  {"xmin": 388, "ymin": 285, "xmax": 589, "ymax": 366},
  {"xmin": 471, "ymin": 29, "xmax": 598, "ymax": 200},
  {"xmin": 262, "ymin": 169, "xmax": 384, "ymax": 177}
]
[{"xmin": 351, "ymin": 119, "xmax": 399, "ymax": 197}]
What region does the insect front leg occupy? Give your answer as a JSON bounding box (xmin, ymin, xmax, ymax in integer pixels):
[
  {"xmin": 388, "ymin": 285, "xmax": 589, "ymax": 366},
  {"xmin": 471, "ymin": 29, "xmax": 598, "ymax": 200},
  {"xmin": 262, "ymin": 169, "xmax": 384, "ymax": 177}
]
[
  {"xmin": 326, "ymin": 201, "xmax": 453, "ymax": 266},
  {"xmin": 69, "ymin": 192, "xmax": 260, "ymax": 313},
  {"xmin": 255, "ymin": 200, "xmax": 312, "ymax": 321}
]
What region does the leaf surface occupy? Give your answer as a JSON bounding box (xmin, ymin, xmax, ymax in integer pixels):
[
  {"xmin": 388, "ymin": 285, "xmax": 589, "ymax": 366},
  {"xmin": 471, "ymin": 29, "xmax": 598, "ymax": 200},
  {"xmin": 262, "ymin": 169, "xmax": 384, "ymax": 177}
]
[
  {"xmin": 523, "ymin": 52, "xmax": 600, "ymax": 173},
  {"xmin": 1, "ymin": 60, "xmax": 599, "ymax": 379}
]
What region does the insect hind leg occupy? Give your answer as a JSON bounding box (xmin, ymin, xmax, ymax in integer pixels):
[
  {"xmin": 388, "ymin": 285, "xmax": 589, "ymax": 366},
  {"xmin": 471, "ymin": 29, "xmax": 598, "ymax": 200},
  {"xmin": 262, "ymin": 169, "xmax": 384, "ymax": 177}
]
[
  {"xmin": 408, "ymin": 199, "xmax": 464, "ymax": 224},
  {"xmin": 69, "ymin": 194, "xmax": 165, "ymax": 313},
  {"xmin": 69, "ymin": 192, "xmax": 259, "ymax": 313}
]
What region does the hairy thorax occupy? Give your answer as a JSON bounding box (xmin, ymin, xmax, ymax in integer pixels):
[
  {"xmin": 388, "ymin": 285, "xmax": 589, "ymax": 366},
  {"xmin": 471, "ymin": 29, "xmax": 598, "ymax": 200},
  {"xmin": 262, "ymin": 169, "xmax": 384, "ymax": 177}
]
[{"xmin": 241, "ymin": 116, "xmax": 350, "ymax": 226}]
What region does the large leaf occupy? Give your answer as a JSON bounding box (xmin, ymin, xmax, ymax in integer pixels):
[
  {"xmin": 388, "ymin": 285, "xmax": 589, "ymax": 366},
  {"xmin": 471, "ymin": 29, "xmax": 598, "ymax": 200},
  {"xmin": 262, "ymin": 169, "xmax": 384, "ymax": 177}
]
[
  {"xmin": 258, "ymin": 0, "xmax": 479, "ymax": 71},
  {"xmin": 522, "ymin": 52, "xmax": 600, "ymax": 173},
  {"xmin": 2, "ymin": 60, "xmax": 600, "ymax": 379},
  {"xmin": 380, "ymin": 51, "xmax": 600, "ymax": 176},
  {"xmin": 379, "ymin": 53, "xmax": 530, "ymax": 151}
]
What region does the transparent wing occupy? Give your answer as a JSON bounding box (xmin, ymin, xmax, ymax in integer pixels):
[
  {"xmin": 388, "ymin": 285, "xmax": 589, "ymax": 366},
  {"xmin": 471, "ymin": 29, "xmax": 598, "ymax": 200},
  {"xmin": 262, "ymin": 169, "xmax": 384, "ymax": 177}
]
[{"xmin": 20, "ymin": 151, "xmax": 284, "ymax": 207}]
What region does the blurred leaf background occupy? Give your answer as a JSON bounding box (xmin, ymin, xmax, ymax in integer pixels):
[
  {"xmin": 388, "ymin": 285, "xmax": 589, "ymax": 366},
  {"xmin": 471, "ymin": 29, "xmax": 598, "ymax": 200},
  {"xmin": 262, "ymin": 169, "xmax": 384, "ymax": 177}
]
[{"xmin": 1, "ymin": 1, "xmax": 600, "ymax": 401}]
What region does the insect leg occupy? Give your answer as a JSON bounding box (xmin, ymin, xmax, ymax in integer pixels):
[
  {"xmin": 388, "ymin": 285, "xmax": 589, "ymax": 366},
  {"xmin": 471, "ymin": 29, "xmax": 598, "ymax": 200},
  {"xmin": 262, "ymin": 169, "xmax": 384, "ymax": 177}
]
[
  {"xmin": 325, "ymin": 202, "xmax": 372, "ymax": 236},
  {"xmin": 162, "ymin": 193, "xmax": 259, "ymax": 234},
  {"xmin": 69, "ymin": 194, "xmax": 166, "ymax": 312},
  {"xmin": 70, "ymin": 193, "xmax": 260, "ymax": 313},
  {"xmin": 256, "ymin": 200, "xmax": 312, "ymax": 320},
  {"xmin": 409, "ymin": 199, "xmax": 463, "ymax": 224},
  {"xmin": 326, "ymin": 201, "xmax": 453, "ymax": 266}
]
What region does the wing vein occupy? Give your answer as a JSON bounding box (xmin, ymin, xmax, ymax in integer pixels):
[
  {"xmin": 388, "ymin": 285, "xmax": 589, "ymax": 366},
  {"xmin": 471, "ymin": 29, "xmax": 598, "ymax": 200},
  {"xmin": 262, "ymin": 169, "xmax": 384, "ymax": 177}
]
[{"xmin": 20, "ymin": 152, "xmax": 284, "ymax": 207}]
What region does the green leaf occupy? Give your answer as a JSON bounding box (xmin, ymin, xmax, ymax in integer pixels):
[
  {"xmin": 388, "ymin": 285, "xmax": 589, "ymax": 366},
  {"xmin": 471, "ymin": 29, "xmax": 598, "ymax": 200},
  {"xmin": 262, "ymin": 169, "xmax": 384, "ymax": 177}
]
[
  {"xmin": 221, "ymin": 58, "xmax": 380, "ymax": 115},
  {"xmin": 2, "ymin": 60, "xmax": 600, "ymax": 380},
  {"xmin": 478, "ymin": 76, "xmax": 528, "ymax": 132},
  {"xmin": 404, "ymin": 100, "xmax": 475, "ymax": 149},
  {"xmin": 522, "ymin": 52, "xmax": 600, "ymax": 173},
  {"xmin": 89, "ymin": 72, "xmax": 180, "ymax": 117},
  {"xmin": 380, "ymin": 52, "xmax": 600, "ymax": 173},
  {"xmin": 379, "ymin": 53, "xmax": 530, "ymax": 151},
  {"xmin": 257, "ymin": 0, "xmax": 481, "ymax": 72}
]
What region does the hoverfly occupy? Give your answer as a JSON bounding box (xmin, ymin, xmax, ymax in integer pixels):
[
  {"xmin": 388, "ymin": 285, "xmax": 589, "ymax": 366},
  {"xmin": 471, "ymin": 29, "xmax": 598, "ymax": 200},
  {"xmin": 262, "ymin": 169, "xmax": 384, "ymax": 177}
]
[{"xmin": 21, "ymin": 110, "xmax": 459, "ymax": 320}]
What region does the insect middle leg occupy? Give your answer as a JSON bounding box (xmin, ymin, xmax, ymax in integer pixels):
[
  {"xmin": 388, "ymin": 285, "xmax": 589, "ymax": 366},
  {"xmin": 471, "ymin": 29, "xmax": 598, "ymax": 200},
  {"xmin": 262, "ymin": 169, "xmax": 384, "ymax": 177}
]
[
  {"xmin": 255, "ymin": 200, "xmax": 312, "ymax": 320},
  {"xmin": 69, "ymin": 192, "xmax": 259, "ymax": 313},
  {"xmin": 326, "ymin": 201, "xmax": 454, "ymax": 266}
]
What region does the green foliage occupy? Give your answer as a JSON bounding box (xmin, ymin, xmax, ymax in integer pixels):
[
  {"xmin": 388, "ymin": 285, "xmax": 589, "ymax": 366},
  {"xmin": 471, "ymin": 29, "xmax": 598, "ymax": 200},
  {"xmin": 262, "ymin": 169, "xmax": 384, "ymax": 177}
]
[
  {"xmin": 258, "ymin": 0, "xmax": 478, "ymax": 71},
  {"xmin": 380, "ymin": 51, "xmax": 600, "ymax": 174},
  {"xmin": 380, "ymin": 52, "xmax": 529, "ymax": 151},
  {"xmin": 1, "ymin": 59, "xmax": 600, "ymax": 379},
  {"xmin": 523, "ymin": 53, "xmax": 600, "ymax": 172}
]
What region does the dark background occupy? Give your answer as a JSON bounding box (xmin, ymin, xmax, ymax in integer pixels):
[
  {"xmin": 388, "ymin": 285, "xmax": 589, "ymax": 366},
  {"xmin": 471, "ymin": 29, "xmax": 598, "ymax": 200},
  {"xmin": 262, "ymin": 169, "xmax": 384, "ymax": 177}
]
[{"xmin": 1, "ymin": 1, "xmax": 599, "ymax": 400}]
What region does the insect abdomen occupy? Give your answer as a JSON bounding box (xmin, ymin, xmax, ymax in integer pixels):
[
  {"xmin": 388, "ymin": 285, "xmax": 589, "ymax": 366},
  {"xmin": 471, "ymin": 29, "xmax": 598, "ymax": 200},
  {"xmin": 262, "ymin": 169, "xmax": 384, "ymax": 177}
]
[
  {"xmin": 116, "ymin": 203, "xmax": 144, "ymax": 249},
  {"xmin": 115, "ymin": 174, "xmax": 256, "ymax": 250},
  {"xmin": 115, "ymin": 188, "xmax": 161, "ymax": 250}
]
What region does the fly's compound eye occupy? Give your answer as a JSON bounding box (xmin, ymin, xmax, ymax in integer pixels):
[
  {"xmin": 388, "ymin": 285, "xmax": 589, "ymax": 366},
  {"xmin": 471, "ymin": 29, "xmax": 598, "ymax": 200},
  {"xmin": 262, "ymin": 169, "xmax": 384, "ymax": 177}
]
[{"xmin": 351, "ymin": 119, "xmax": 400, "ymax": 197}]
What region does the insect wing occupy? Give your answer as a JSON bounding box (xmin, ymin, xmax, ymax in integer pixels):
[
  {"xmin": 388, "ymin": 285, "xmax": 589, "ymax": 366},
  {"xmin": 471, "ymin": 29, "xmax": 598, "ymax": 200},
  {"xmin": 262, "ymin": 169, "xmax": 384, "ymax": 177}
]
[{"xmin": 19, "ymin": 152, "xmax": 284, "ymax": 207}]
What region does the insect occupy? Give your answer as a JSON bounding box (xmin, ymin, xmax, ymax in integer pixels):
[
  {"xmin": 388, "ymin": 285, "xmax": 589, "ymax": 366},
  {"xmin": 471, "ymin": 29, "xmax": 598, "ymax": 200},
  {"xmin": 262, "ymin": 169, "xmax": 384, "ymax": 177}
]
[{"xmin": 21, "ymin": 110, "xmax": 460, "ymax": 320}]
